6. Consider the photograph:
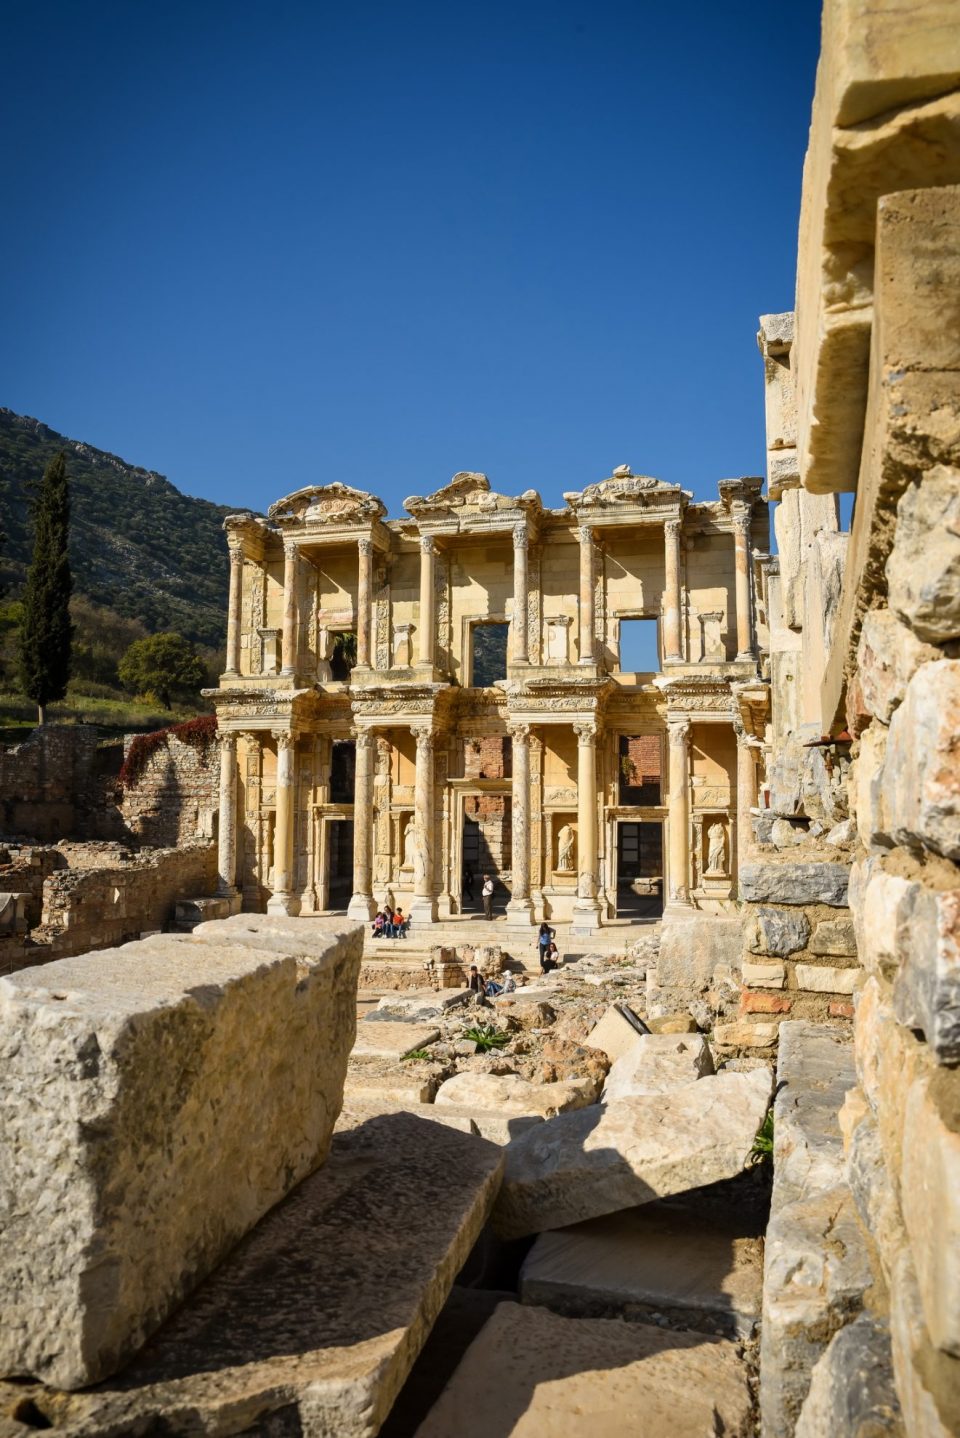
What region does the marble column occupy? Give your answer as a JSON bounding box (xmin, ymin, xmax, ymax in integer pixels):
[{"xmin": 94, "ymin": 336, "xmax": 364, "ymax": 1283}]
[
  {"xmin": 512, "ymin": 524, "xmax": 529, "ymax": 665},
  {"xmin": 663, "ymin": 518, "xmax": 683, "ymax": 663},
  {"xmin": 571, "ymin": 720, "xmax": 602, "ymax": 932},
  {"xmin": 356, "ymin": 538, "xmax": 374, "ymax": 669},
  {"xmin": 577, "ymin": 525, "xmax": 596, "ymax": 665},
  {"xmin": 417, "ymin": 535, "xmax": 436, "ymax": 669},
  {"xmin": 410, "ymin": 725, "xmax": 437, "ymax": 924},
  {"xmin": 267, "ymin": 729, "xmax": 301, "ymax": 915},
  {"xmin": 506, "ymin": 722, "xmax": 534, "ymax": 927},
  {"xmin": 732, "ymin": 502, "xmax": 755, "ymax": 662},
  {"xmin": 348, "ymin": 728, "xmax": 376, "ymax": 919},
  {"xmin": 665, "ymin": 718, "xmax": 693, "ymax": 912},
  {"xmin": 280, "ymin": 539, "xmax": 299, "ymax": 677},
  {"xmin": 216, "ymin": 730, "xmax": 240, "ymax": 908},
  {"xmin": 225, "ymin": 543, "xmax": 244, "ymax": 675},
  {"xmin": 736, "ymin": 726, "xmax": 759, "ymax": 891}
]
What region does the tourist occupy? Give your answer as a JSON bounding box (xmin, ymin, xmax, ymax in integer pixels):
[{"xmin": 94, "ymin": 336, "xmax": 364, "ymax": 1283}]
[
  {"xmin": 391, "ymin": 907, "xmax": 407, "ymax": 938},
  {"xmin": 482, "ymin": 873, "xmax": 494, "ymax": 920},
  {"xmin": 540, "ymin": 941, "xmax": 560, "ymax": 975},
  {"xmin": 535, "ymin": 921, "xmax": 555, "ymax": 963},
  {"xmin": 485, "ymin": 976, "xmax": 503, "ymax": 997},
  {"xmin": 372, "ymin": 910, "xmax": 386, "ymax": 937},
  {"xmin": 501, "ymin": 971, "xmax": 517, "ymax": 993},
  {"xmin": 468, "ymin": 965, "xmax": 484, "ymax": 994},
  {"xmin": 463, "ymin": 865, "xmax": 475, "ymax": 901}
]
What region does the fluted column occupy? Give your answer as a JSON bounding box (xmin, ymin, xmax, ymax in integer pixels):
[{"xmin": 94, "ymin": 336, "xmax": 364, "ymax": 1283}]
[
  {"xmin": 225, "ymin": 543, "xmax": 244, "ymax": 675},
  {"xmin": 506, "ymin": 722, "xmax": 534, "ymax": 926},
  {"xmin": 356, "ymin": 538, "xmax": 373, "ymax": 669},
  {"xmin": 348, "ymin": 728, "xmax": 376, "ymax": 918},
  {"xmin": 571, "ymin": 720, "xmax": 602, "ymax": 933},
  {"xmin": 666, "ymin": 718, "xmax": 693, "ymax": 913},
  {"xmin": 732, "ymin": 502, "xmax": 755, "ymax": 662},
  {"xmin": 512, "ymin": 524, "xmax": 529, "ymax": 665},
  {"xmin": 410, "ymin": 725, "xmax": 437, "ymax": 924},
  {"xmin": 216, "ymin": 730, "xmax": 240, "ymax": 907},
  {"xmin": 267, "ymin": 729, "xmax": 301, "ymax": 915},
  {"xmin": 736, "ymin": 726, "xmax": 759, "ymax": 892},
  {"xmin": 280, "ymin": 539, "xmax": 299, "ymax": 677},
  {"xmin": 418, "ymin": 535, "xmax": 436, "ymax": 669},
  {"xmin": 577, "ymin": 525, "xmax": 596, "ymax": 665},
  {"xmin": 663, "ymin": 518, "xmax": 683, "ymax": 663}
]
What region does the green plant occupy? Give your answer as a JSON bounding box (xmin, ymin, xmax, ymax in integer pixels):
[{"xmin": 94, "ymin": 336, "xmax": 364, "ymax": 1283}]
[
  {"xmin": 402, "ymin": 1048, "xmax": 432, "ymax": 1062},
  {"xmin": 18, "ymin": 451, "xmax": 72, "ymax": 723},
  {"xmin": 463, "ymin": 1023, "xmax": 510, "ymax": 1051},
  {"xmin": 751, "ymin": 1109, "xmax": 774, "ymax": 1161},
  {"xmin": 119, "ymin": 713, "xmax": 217, "ymax": 790},
  {"xmin": 118, "ymin": 631, "xmax": 206, "ymax": 710}
]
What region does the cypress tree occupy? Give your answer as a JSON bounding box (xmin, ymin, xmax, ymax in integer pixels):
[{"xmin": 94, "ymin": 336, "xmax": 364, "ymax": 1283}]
[{"xmin": 18, "ymin": 451, "xmax": 73, "ymax": 724}]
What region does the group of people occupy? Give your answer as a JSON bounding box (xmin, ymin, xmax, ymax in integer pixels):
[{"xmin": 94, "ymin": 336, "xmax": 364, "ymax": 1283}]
[
  {"xmin": 468, "ymin": 964, "xmax": 517, "ymax": 999},
  {"xmin": 536, "ymin": 922, "xmax": 561, "ymax": 974},
  {"xmin": 371, "ymin": 907, "xmax": 409, "ymax": 939}
]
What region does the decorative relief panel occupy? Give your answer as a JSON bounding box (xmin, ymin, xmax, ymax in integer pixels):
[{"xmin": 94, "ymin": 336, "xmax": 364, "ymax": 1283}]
[
  {"xmin": 436, "ymin": 553, "xmax": 451, "ymax": 673},
  {"xmin": 528, "ymin": 546, "xmax": 542, "ymax": 665},
  {"xmin": 375, "ymin": 563, "xmax": 390, "ymax": 671},
  {"xmin": 248, "ymin": 567, "xmax": 265, "ymax": 675}
]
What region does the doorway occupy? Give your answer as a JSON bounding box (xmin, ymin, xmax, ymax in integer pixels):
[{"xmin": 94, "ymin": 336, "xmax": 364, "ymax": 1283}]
[
  {"xmin": 328, "ymin": 818, "xmax": 354, "ymax": 909},
  {"xmin": 616, "ymin": 820, "xmax": 663, "ymax": 918}
]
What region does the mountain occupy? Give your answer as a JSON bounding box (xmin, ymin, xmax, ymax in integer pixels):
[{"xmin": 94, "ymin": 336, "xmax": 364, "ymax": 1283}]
[{"xmin": 0, "ymin": 408, "xmax": 238, "ymax": 649}]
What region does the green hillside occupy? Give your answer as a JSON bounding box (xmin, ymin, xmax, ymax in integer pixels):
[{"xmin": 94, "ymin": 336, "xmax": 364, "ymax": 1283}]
[{"xmin": 0, "ymin": 408, "xmax": 237, "ymax": 648}]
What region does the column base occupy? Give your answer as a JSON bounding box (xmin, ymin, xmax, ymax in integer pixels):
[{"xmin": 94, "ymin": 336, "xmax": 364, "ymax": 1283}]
[
  {"xmin": 409, "ymin": 894, "xmax": 438, "ymax": 926},
  {"xmin": 506, "ymin": 897, "xmax": 535, "ymax": 930},
  {"xmin": 267, "ymin": 892, "xmax": 302, "ymax": 917},
  {"xmin": 570, "ymin": 897, "xmax": 603, "ymax": 936},
  {"xmin": 735, "ymin": 651, "xmax": 756, "ymax": 664},
  {"xmin": 215, "ymin": 887, "xmax": 243, "ymax": 916},
  {"xmin": 662, "ymin": 899, "xmax": 696, "ymax": 920},
  {"xmin": 347, "ymin": 892, "xmax": 376, "ymax": 921}
]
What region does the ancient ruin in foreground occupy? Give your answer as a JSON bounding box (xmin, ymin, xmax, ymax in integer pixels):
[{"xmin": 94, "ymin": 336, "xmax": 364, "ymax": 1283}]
[{"xmin": 1, "ymin": 2, "xmax": 959, "ymax": 1434}]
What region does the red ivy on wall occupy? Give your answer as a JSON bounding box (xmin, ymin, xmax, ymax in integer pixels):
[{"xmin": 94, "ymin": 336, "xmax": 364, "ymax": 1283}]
[{"xmin": 119, "ymin": 714, "xmax": 218, "ymax": 791}]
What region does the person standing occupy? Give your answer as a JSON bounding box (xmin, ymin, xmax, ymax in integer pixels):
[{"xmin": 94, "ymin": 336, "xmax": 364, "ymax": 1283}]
[{"xmin": 482, "ymin": 873, "xmax": 495, "ymax": 920}]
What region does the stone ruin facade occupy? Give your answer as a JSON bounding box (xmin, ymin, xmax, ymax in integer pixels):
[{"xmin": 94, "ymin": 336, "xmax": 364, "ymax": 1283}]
[{"xmin": 212, "ymin": 468, "xmax": 770, "ymax": 933}]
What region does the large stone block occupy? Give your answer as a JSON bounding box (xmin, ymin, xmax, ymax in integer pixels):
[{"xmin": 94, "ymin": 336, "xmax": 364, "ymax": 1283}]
[
  {"xmin": 794, "ymin": 1314, "xmax": 901, "ymax": 1438},
  {"xmin": 888, "ymin": 466, "xmax": 960, "ymax": 644},
  {"xmin": 892, "ymin": 882, "xmax": 960, "ymax": 1065},
  {"xmin": 820, "ymin": 0, "xmax": 960, "ymax": 127},
  {"xmin": 747, "ymin": 906, "xmax": 811, "ymax": 957},
  {"xmin": 883, "ymin": 660, "xmax": 960, "ymax": 861},
  {"xmin": 601, "ymin": 1033, "xmax": 714, "ymax": 1101},
  {"xmin": 0, "ymin": 920, "xmax": 363, "ymax": 1389},
  {"xmin": 739, "ymin": 861, "xmax": 850, "ymax": 907},
  {"xmin": 435, "ymin": 1071, "xmax": 596, "ymax": 1118},
  {"xmin": 857, "ymin": 607, "xmax": 941, "ymax": 723},
  {"xmin": 853, "ymin": 721, "xmax": 891, "ymax": 852},
  {"xmin": 492, "ymin": 1067, "xmax": 772, "ymax": 1241},
  {"xmin": 414, "ymin": 1301, "xmax": 754, "ymax": 1438},
  {"xmin": 656, "ymin": 914, "xmax": 742, "ymax": 988},
  {"xmin": 899, "ymin": 1074, "xmax": 960, "ymax": 1357},
  {"xmin": 583, "ymin": 1003, "xmax": 649, "ymax": 1062}
]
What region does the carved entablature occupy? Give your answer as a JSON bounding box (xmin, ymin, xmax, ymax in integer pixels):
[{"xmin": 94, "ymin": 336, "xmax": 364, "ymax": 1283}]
[
  {"xmin": 657, "ymin": 674, "xmax": 736, "ymax": 718},
  {"xmin": 267, "ymin": 483, "xmax": 388, "ymax": 530},
  {"xmin": 718, "ymin": 476, "xmax": 764, "ymax": 516},
  {"xmin": 563, "ymin": 465, "xmax": 687, "ymax": 527},
  {"xmin": 732, "ymin": 680, "xmax": 771, "ymax": 741},
  {"xmin": 223, "ymin": 511, "xmax": 270, "ymax": 559},
  {"xmin": 403, "ymin": 472, "xmax": 543, "ymax": 535}
]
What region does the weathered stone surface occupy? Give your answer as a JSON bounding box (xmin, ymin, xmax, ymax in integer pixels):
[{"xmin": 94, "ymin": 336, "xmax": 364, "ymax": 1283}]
[
  {"xmin": 888, "ymin": 467, "xmax": 960, "ymax": 644},
  {"xmin": 351, "ymin": 1022, "xmax": 439, "ymax": 1059},
  {"xmin": 656, "ymin": 914, "xmax": 742, "ymax": 987},
  {"xmin": 713, "ymin": 1020, "xmax": 781, "ymax": 1048},
  {"xmin": 372, "ymin": 988, "xmax": 472, "ymax": 1021},
  {"xmin": 414, "ymin": 1302, "xmax": 753, "ymax": 1438},
  {"xmin": 857, "ymin": 607, "xmax": 940, "ymax": 723},
  {"xmin": 492, "ymin": 1067, "xmax": 772, "ymax": 1240},
  {"xmin": 583, "ymin": 1003, "xmax": 649, "ymax": 1062},
  {"xmin": 742, "ymin": 959, "xmax": 787, "ymax": 989},
  {"xmin": 345, "ymin": 1060, "xmax": 443, "ymax": 1105},
  {"xmin": 519, "ymin": 1200, "xmax": 762, "ymax": 1338},
  {"xmin": 854, "ymin": 722, "xmax": 891, "ymax": 851},
  {"xmin": 646, "ymin": 1013, "xmax": 699, "ymax": 1034},
  {"xmin": 883, "ymin": 661, "xmax": 960, "ymax": 861},
  {"xmin": 794, "ymin": 963, "xmax": 860, "ymax": 995},
  {"xmin": 435, "ymin": 1071, "xmax": 596, "ymax": 1118},
  {"xmin": 892, "ymin": 883, "xmax": 960, "ymax": 1065},
  {"xmin": 811, "ymin": 918, "xmax": 857, "ymax": 957},
  {"xmin": 899, "ymin": 1074, "xmax": 960, "ymax": 1357},
  {"xmin": 740, "ymin": 862, "xmax": 849, "ymax": 907},
  {"xmin": 0, "ymin": 920, "xmax": 362, "ymax": 1390},
  {"xmin": 601, "ymin": 1033, "xmax": 714, "ymax": 1101},
  {"xmin": 747, "ymin": 906, "xmax": 811, "ymax": 957},
  {"xmin": 795, "ymin": 1314, "xmax": 902, "ymax": 1438},
  {"xmin": 538, "ymin": 1036, "xmax": 610, "ymax": 1090},
  {"xmin": 1, "ymin": 1110, "xmax": 503, "ymax": 1436},
  {"xmin": 770, "ymin": 817, "xmax": 805, "ymax": 848}
]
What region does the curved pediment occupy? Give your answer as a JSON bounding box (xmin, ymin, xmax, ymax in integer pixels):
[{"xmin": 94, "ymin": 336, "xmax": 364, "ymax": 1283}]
[
  {"xmin": 564, "ymin": 465, "xmax": 682, "ymax": 512},
  {"xmin": 267, "ymin": 483, "xmax": 387, "ymax": 526},
  {"xmin": 404, "ymin": 472, "xmax": 542, "ymax": 520}
]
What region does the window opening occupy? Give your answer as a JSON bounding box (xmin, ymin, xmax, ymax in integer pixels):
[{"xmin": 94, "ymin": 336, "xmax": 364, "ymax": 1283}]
[
  {"xmin": 472, "ymin": 622, "xmax": 509, "ymax": 687},
  {"xmin": 618, "ymin": 618, "xmax": 660, "ymax": 674}
]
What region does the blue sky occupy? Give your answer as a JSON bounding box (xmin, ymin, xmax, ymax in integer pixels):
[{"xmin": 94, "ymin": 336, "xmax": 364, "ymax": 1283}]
[{"xmin": 1, "ymin": 2, "xmax": 820, "ymax": 518}]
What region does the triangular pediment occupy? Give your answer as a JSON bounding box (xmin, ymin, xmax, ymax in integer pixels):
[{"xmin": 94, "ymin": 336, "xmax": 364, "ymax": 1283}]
[
  {"xmin": 404, "ymin": 472, "xmax": 542, "ymax": 519},
  {"xmin": 267, "ymin": 483, "xmax": 387, "ymax": 526}
]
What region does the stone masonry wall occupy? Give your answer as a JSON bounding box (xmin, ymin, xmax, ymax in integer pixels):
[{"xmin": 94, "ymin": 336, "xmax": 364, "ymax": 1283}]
[
  {"xmin": 0, "ymin": 726, "xmax": 124, "ymax": 842},
  {"xmin": 120, "ymin": 732, "xmax": 220, "ymax": 848}
]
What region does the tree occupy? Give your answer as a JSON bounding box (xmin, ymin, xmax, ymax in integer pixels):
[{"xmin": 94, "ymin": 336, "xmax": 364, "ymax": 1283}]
[
  {"xmin": 118, "ymin": 631, "xmax": 206, "ymax": 710},
  {"xmin": 18, "ymin": 452, "xmax": 72, "ymax": 724}
]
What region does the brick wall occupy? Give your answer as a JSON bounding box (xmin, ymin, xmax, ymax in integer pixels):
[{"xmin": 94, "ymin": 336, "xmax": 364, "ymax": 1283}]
[{"xmin": 120, "ymin": 732, "xmax": 220, "ymax": 847}]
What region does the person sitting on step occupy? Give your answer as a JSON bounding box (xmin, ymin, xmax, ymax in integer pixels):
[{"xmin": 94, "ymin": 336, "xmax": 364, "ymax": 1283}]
[{"xmin": 540, "ymin": 940, "xmax": 560, "ymax": 975}]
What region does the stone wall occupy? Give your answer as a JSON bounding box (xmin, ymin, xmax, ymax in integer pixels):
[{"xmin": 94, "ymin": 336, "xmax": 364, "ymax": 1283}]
[
  {"xmin": 119, "ymin": 730, "xmax": 220, "ymax": 847},
  {"xmin": 0, "ymin": 726, "xmax": 124, "ymax": 842}
]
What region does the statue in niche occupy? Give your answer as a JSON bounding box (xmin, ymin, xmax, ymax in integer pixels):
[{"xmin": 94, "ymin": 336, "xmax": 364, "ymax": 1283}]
[
  {"xmin": 557, "ymin": 824, "xmax": 576, "ymax": 873},
  {"xmin": 401, "ymin": 818, "xmax": 417, "ymax": 871},
  {"xmin": 706, "ymin": 821, "xmax": 728, "ymax": 877}
]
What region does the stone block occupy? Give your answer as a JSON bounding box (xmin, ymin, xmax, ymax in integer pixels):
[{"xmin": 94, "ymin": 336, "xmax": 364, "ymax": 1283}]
[
  {"xmin": 345, "ymin": 1062, "xmax": 442, "ymax": 1105},
  {"xmin": 857, "ymin": 607, "xmax": 940, "ymax": 723},
  {"xmin": 0, "ymin": 920, "xmax": 363, "ymax": 1389},
  {"xmin": 492, "ymin": 1067, "xmax": 772, "ymax": 1241},
  {"xmin": 774, "ymin": 1021, "xmax": 857, "ymax": 1198},
  {"xmin": 821, "ymin": 0, "xmax": 960, "ymax": 127},
  {"xmin": 519, "ymin": 1199, "xmax": 762, "ymax": 1338},
  {"xmin": 899, "ymin": 1074, "xmax": 960, "ymax": 1356},
  {"xmin": 741, "ymin": 992, "xmax": 793, "ymax": 1015},
  {"xmin": 351, "ymin": 1022, "xmax": 440, "ymax": 1059},
  {"xmin": 414, "ymin": 1302, "xmax": 753, "ymax": 1438},
  {"xmin": 794, "ymin": 964, "xmax": 860, "ymax": 996},
  {"xmin": 601, "ymin": 1033, "xmax": 714, "ymax": 1101},
  {"xmin": 883, "ymin": 660, "xmax": 960, "ymax": 861},
  {"xmin": 854, "ymin": 721, "xmax": 891, "ymax": 852},
  {"xmin": 810, "ymin": 918, "xmax": 857, "ymax": 957},
  {"xmin": 435, "ymin": 1071, "xmax": 595, "ymax": 1119},
  {"xmin": 713, "ymin": 1020, "xmax": 781, "ymax": 1048},
  {"xmin": 583, "ymin": 1003, "xmax": 650, "ymax": 1062},
  {"xmin": 0, "ymin": 1109, "xmax": 503, "ymax": 1436},
  {"xmin": 742, "ymin": 959, "xmax": 787, "ymax": 989},
  {"xmin": 739, "ymin": 862, "xmax": 850, "ymax": 907},
  {"xmin": 892, "ymin": 882, "xmax": 960, "ymax": 1064},
  {"xmin": 747, "ymin": 906, "xmax": 811, "ymax": 957},
  {"xmin": 794, "ymin": 1314, "xmax": 901, "ymax": 1438},
  {"xmin": 656, "ymin": 914, "xmax": 742, "ymax": 988},
  {"xmin": 373, "ymin": 988, "xmax": 472, "ymax": 1020},
  {"xmin": 888, "ymin": 466, "xmax": 960, "ymax": 645}
]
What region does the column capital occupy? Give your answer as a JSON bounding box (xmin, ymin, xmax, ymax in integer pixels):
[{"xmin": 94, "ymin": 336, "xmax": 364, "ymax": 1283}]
[
  {"xmin": 577, "ymin": 523, "xmax": 594, "ymax": 547},
  {"xmin": 666, "ymin": 717, "xmax": 691, "ymax": 747},
  {"xmin": 217, "ymin": 728, "xmax": 238, "ymax": 751},
  {"xmin": 358, "ymin": 536, "xmax": 374, "ymax": 557},
  {"xmin": 271, "ymin": 728, "xmax": 296, "ymax": 753},
  {"xmin": 420, "ymin": 534, "xmax": 436, "ymax": 556},
  {"xmin": 664, "ymin": 517, "xmax": 682, "ymax": 540},
  {"xmin": 573, "ymin": 720, "xmax": 596, "ymax": 744},
  {"xmin": 227, "ymin": 539, "xmax": 245, "ymax": 563},
  {"xmin": 351, "ymin": 727, "xmax": 376, "ymax": 751},
  {"xmin": 730, "ymin": 500, "xmax": 753, "ymax": 533},
  {"xmin": 411, "ymin": 724, "xmax": 435, "ymax": 757},
  {"xmin": 239, "ymin": 729, "xmax": 262, "ymax": 751},
  {"xmin": 283, "ymin": 537, "xmax": 299, "ymax": 560},
  {"xmin": 507, "ymin": 721, "xmax": 531, "ymax": 742},
  {"xmin": 513, "ymin": 522, "xmax": 528, "ymax": 551}
]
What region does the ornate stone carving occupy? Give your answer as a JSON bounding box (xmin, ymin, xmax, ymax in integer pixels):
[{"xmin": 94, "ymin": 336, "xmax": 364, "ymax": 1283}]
[
  {"xmin": 272, "ymin": 729, "xmax": 296, "ymax": 753},
  {"xmin": 357, "ymin": 537, "xmax": 374, "ymax": 557},
  {"xmin": 573, "ymin": 721, "xmax": 597, "ymax": 742},
  {"xmin": 667, "ymin": 718, "xmax": 691, "ymax": 747},
  {"xmin": 375, "ymin": 562, "xmax": 390, "ymax": 670},
  {"xmin": 436, "ymin": 552, "xmax": 451, "ymax": 672},
  {"xmin": 513, "ymin": 523, "xmax": 528, "ymax": 550},
  {"xmin": 507, "ymin": 722, "xmax": 531, "ymax": 742},
  {"xmin": 420, "ymin": 534, "xmax": 436, "ymax": 556},
  {"xmin": 268, "ymin": 483, "xmax": 386, "ymax": 525},
  {"xmin": 706, "ymin": 820, "xmax": 728, "ymax": 877},
  {"xmin": 248, "ymin": 569, "xmax": 265, "ymax": 674},
  {"xmin": 557, "ymin": 824, "xmax": 576, "ymax": 872}
]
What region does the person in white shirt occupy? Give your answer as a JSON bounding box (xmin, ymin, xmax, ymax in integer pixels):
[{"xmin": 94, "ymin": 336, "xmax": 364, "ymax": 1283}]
[{"xmin": 482, "ymin": 873, "xmax": 495, "ymax": 920}]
